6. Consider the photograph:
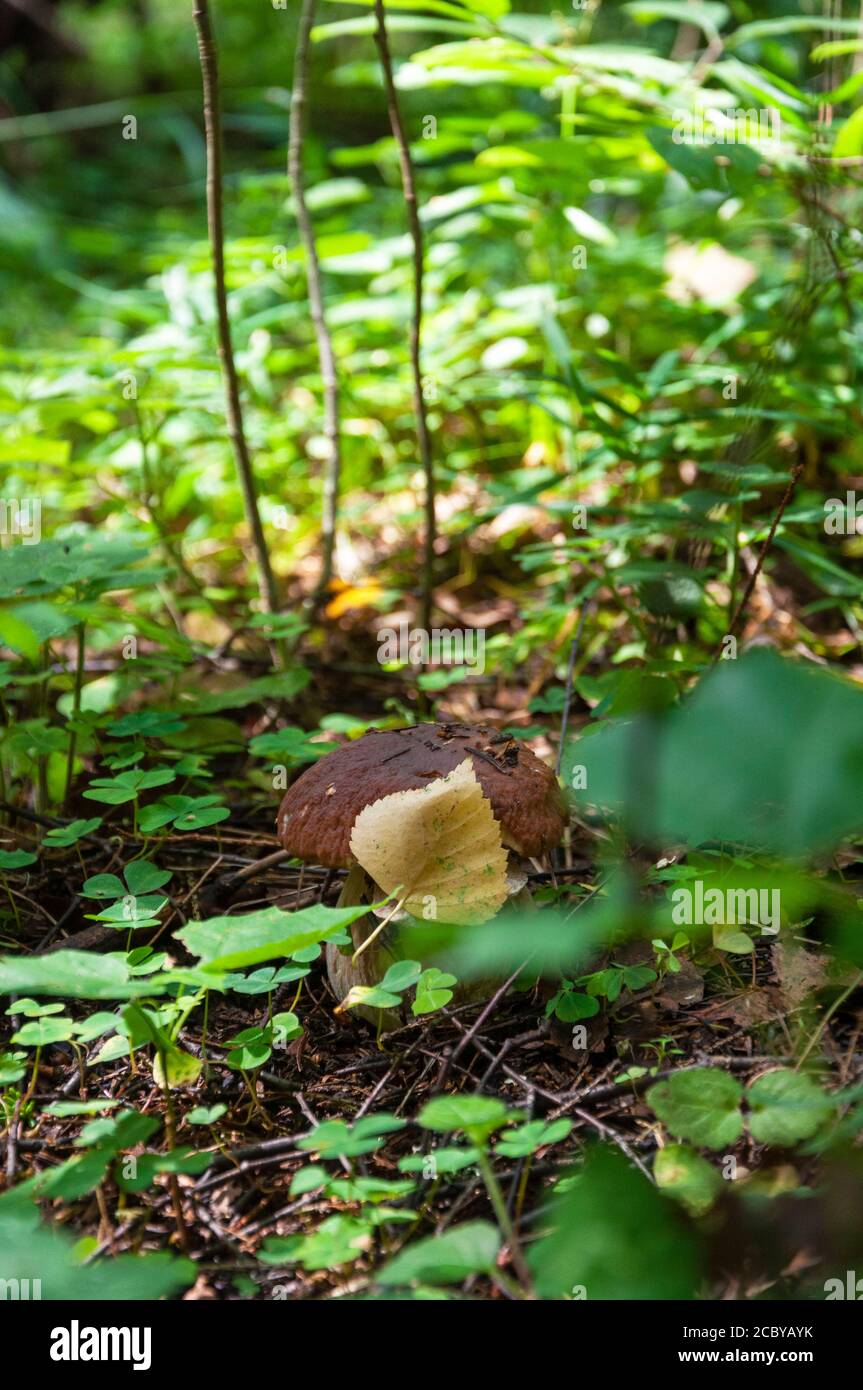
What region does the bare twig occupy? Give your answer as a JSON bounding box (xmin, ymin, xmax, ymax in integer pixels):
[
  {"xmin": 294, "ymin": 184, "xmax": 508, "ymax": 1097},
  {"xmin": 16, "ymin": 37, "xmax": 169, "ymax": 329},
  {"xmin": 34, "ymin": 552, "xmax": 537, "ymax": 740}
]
[
  {"xmin": 3, "ymin": 1099, "xmax": 22, "ymax": 1186},
  {"xmin": 289, "ymin": 0, "xmax": 341, "ymax": 600},
  {"xmin": 191, "ymin": 0, "xmax": 281, "ymax": 640},
  {"xmin": 63, "ymin": 621, "xmax": 85, "ymax": 810},
  {"xmin": 373, "ymin": 0, "xmax": 436, "ymax": 633},
  {"xmin": 721, "ymin": 460, "xmax": 804, "ymax": 652},
  {"xmin": 556, "ymin": 598, "xmax": 591, "ymax": 777}
]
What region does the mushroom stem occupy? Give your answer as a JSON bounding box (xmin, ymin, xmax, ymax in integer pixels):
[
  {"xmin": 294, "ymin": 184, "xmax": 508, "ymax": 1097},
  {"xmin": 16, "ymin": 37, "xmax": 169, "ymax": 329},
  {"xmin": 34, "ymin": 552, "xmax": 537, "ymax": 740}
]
[
  {"xmin": 325, "ymin": 864, "xmax": 400, "ymax": 1014},
  {"xmin": 335, "ymin": 861, "xmax": 368, "ymax": 909}
]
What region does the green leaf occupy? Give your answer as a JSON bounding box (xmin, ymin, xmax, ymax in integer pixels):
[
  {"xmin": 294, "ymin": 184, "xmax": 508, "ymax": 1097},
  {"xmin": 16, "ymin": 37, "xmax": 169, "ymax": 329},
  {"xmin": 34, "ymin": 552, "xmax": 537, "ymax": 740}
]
[
  {"xmin": 0, "ymin": 610, "xmax": 42, "ymax": 660},
  {"xmin": 555, "ymin": 990, "xmax": 599, "ymax": 1022},
  {"xmin": 0, "ymin": 950, "xmax": 161, "ymax": 1000},
  {"xmin": 186, "ymin": 1104, "xmax": 226, "ymax": 1125},
  {"xmin": 833, "ymin": 106, "xmax": 863, "ymax": 160},
  {"xmin": 529, "ymin": 1145, "xmax": 698, "ymax": 1299},
  {"xmin": 298, "ymin": 1113, "xmax": 406, "ymax": 1159},
  {"xmin": 746, "ymin": 1069, "xmax": 834, "ymax": 1146},
  {"xmin": 713, "ymin": 925, "xmax": 754, "ymax": 954},
  {"xmin": 42, "ymin": 1099, "xmax": 121, "ymax": 1117},
  {"xmin": 106, "ymin": 711, "xmax": 186, "ymax": 737},
  {"xmin": 90, "ymin": 894, "xmax": 166, "ymax": 926},
  {"xmin": 379, "ymin": 959, "xmax": 423, "ymax": 993},
  {"xmin": 117, "ymin": 1147, "xmax": 212, "ymax": 1192},
  {"xmin": 0, "ymin": 850, "xmax": 38, "ymax": 870},
  {"xmin": 418, "ymin": 1094, "xmax": 514, "ymax": 1144},
  {"xmin": 496, "ymin": 1119, "xmax": 573, "ymax": 1158},
  {"xmin": 177, "ymin": 902, "xmax": 374, "ymax": 971},
  {"xmin": 398, "ymin": 1146, "xmax": 479, "ymax": 1175},
  {"xmin": 12, "ymin": 1017, "xmax": 74, "ymax": 1046},
  {"xmin": 152, "ymin": 1046, "xmax": 203, "ymax": 1089},
  {"xmin": 43, "ymin": 817, "xmax": 102, "ymax": 847},
  {"xmin": 412, "ymin": 966, "xmax": 457, "ymax": 1015},
  {"xmin": 249, "ymin": 726, "xmax": 331, "ymax": 763},
  {"xmin": 726, "ymin": 15, "xmax": 863, "ymax": 48},
  {"xmin": 137, "ymin": 802, "xmax": 177, "ymax": 832},
  {"xmin": 73, "ymin": 1011, "xmax": 123, "ymax": 1043},
  {"xmin": 6, "ymin": 998, "xmax": 65, "ymax": 1017},
  {"xmin": 124, "ymin": 860, "xmax": 172, "ymax": 896},
  {"xmin": 80, "ymin": 872, "xmax": 125, "ymax": 900},
  {"xmin": 379, "ymin": 1221, "xmax": 500, "ymax": 1286},
  {"xmin": 577, "ymin": 650, "xmax": 863, "ymax": 856},
  {"xmin": 0, "ymin": 1199, "xmax": 194, "ymax": 1299},
  {"xmin": 83, "ymin": 767, "xmax": 176, "ymax": 804},
  {"xmin": 187, "ymin": 671, "xmax": 310, "ymax": 713},
  {"xmin": 654, "ymin": 1144, "xmax": 722, "ymax": 1215},
  {"xmin": 290, "ymin": 1165, "xmax": 329, "ymax": 1196},
  {"xmin": 0, "ymin": 1052, "xmax": 26, "ymax": 1084},
  {"xmin": 341, "ymin": 984, "xmax": 403, "ymax": 1011},
  {"xmin": 229, "ymin": 963, "xmax": 309, "ymax": 994},
  {"xmin": 259, "ymin": 1215, "xmax": 371, "ymax": 1271},
  {"xmin": 272, "ymin": 1011, "xmax": 302, "ymax": 1043},
  {"xmin": 624, "ymin": 1, "xmax": 727, "ymax": 39},
  {"xmin": 647, "ymin": 1069, "xmax": 744, "ymax": 1150},
  {"xmin": 621, "ymin": 965, "xmax": 657, "ymax": 990}
]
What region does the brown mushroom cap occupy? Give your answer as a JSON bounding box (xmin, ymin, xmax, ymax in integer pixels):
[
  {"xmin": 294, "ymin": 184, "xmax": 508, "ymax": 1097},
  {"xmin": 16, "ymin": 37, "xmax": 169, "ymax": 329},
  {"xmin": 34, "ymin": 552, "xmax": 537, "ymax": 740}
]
[{"xmin": 276, "ymin": 722, "xmax": 567, "ymax": 868}]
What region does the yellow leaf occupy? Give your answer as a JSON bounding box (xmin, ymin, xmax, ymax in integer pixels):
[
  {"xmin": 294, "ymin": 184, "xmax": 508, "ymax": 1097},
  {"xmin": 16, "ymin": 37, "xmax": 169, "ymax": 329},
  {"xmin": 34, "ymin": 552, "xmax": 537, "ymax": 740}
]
[
  {"xmin": 349, "ymin": 759, "xmax": 509, "ymax": 925},
  {"xmin": 325, "ymin": 581, "xmax": 383, "ymax": 618}
]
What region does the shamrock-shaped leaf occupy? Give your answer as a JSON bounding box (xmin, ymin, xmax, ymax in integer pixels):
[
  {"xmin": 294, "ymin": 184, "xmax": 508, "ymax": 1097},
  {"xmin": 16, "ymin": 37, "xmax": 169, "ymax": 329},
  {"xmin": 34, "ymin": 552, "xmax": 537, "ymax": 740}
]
[
  {"xmin": 228, "ymin": 963, "xmax": 309, "ymax": 995},
  {"xmin": 83, "ymin": 767, "xmax": 175, "ymax": 805},
  {"xmin": 123, "ymin": 860, "xmax": 172, "ymax": 896},
  {"xmin": 80, "ymin": 873, "xmax": 125, "ymax": 900},
  {"xmin": 43, "ymin": 818, "xmax": 102, "ymax": 848},
  {"xmin": 272, "ymin": 1011, "xmax": 302, "ymax": 1044},
  {"xmin": 89, "ymin": 895, "xmax": 167, "ymax": 927},
  {"xmin": 398, "ymin": 1147, "xmax": 480, "ymax": 1175},
  {"xmin": 418, "ymin": 1095, "xmax": 516, "ymax": 1145},
  {"xmin": 249, "ymin": 726, "xmax": 331, "ymax": 763},
  {"xmin": 138, "ymin": 794, "xmax": 228, "ymax": 833},
  {"xmin": 5, "ymin": 998, "xmax": 66, "ymax": 1018},
  {"xmin": 549, "ymin": 988, "xmax": 599, "ymax": 1022},
  {"xmin": 12, "ymin": 1017, "xmax": 75, "ymax": 1046},
  {"xmin": 0, "ymin": 850, "xmax": 38, "ymax": 870},
  {"xmin": 225, "ymin": 1026, "xmax": 272, "ymax": 1071},
  {"xmin": 259, "ymin": 1216, "xmax": 372, "ymax": 1272},
  {"xmin": 186, "ymin": 1104, "xmax": 227, "ymax": 1126},
  {"xmin": 0, "ymin": 1051, "xmax": 27, "ymax": 1084},
  {"xmin": 298, "ymin": 1113, "xmax": 406, "ymax": 1159},
  {"xmin": 412, "ymin": 967, "xmax": 457, "ymax": 1015},
  {"xmin": 496, "ymin": 1118, "xmax": 573, "ymax": 1158},
  {"xmin": 107, "ymin": 711, "xmax": 187, "ymax": 738}
]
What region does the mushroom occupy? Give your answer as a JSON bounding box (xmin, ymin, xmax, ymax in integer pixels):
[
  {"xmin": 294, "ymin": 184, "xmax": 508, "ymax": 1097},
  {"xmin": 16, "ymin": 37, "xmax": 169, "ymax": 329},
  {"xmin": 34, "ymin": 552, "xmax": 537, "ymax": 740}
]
[{"xmin": 276, "ymin": 722, "xmax": 567, "ymax": 1017}]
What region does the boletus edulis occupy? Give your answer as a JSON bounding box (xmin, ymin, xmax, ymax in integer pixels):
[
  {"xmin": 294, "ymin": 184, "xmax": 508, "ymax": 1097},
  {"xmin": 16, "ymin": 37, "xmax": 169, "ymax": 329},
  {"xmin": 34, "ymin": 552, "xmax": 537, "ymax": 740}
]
[{"xmin": 276, "ymin": 722, "xmax": 567, "ymax": 1022}]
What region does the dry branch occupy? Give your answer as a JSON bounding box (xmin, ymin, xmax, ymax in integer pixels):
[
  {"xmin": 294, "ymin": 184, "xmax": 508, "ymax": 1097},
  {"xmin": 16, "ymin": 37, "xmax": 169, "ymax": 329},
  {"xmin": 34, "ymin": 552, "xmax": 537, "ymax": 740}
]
[
  {"xmin": 289, "ymin": 0, "xmax": 341, "ymax": 599},
  {"xmin": 373, "ymin": 0, "xmax": 436, "ymax": 633},
  {"xmin": 192, "ymin": 0, "xmax": 281, "ymax": 631}
]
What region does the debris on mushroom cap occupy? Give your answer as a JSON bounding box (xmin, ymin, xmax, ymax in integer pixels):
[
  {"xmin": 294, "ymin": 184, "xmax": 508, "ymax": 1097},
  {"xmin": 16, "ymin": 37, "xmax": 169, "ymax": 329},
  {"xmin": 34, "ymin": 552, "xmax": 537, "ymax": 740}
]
[
  {"xmin": 350, "ymin": 758, "xmax": 510, "ymax": 926},
  {"xmin": 276, "ymin": 721, "xmax": 567, "ymax": 868}
]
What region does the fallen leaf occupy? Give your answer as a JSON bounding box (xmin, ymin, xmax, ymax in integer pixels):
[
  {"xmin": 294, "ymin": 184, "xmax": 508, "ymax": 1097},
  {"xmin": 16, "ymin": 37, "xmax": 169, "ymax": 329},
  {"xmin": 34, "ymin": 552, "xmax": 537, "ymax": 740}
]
[
  {"xmin": 349, "ymin": 759, "xmax": 509, "ymax": 925},
  {"xmin": 325, "ymin": 581, "xmax": 383, "ymax": 619},
  {"xmin": 772, "ymin": 940, "xmax": 828, "ymax": 1010}
]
